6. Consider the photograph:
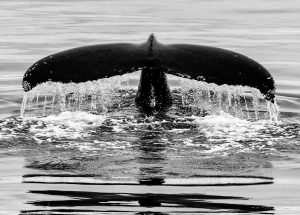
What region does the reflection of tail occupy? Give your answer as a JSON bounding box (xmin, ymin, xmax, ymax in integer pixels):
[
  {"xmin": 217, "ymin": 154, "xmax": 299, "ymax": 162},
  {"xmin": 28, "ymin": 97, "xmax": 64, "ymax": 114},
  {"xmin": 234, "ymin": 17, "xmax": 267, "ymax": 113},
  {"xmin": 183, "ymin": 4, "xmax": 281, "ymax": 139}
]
[
  {"xmin": 133, "ymin": 131, "xmax": 167, "ymax": 185},
  {"xmin": 23, "ymin": 34, "xmax": 275, "ymax": 112},
  {"xmin": 21, "ymin": 190, "xmax": 274, "ymax": 214}
]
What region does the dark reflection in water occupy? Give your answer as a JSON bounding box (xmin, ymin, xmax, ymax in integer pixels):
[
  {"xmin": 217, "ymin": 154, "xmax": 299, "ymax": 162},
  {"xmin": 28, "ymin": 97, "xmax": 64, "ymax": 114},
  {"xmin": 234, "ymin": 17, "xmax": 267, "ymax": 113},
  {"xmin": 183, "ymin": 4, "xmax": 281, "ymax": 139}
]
[
  {"xmin": 21, "ymin": 190, "xmax": 274, "ymax": 214},
  {"xmin": 135, "ymin": 131, "xmax": 167, "ymax": 185}
]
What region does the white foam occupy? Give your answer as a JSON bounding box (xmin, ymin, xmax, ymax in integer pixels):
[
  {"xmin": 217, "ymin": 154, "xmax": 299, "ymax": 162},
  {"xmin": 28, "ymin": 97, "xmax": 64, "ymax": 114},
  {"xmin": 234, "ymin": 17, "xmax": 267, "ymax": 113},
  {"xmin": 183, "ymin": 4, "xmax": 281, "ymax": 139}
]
[
  {"xmin": 193, "ymin": 113, "xmax": 267, "ymax": 139},
  {"xmin": 191, "ymin": 112, "xmax": 282, "ymax": 155},
  {"xmin": 26, "ymin": 111, "xmax": 106, "ymax": 139}
]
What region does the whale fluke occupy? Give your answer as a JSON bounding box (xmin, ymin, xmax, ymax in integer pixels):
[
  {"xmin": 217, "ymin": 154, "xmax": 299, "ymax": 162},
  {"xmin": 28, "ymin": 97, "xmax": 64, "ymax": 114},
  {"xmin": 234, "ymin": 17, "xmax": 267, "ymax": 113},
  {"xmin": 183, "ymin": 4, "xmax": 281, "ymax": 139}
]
[{"xmin": 23, "ymin": 34, "xmax": 275, "ymax": 112}]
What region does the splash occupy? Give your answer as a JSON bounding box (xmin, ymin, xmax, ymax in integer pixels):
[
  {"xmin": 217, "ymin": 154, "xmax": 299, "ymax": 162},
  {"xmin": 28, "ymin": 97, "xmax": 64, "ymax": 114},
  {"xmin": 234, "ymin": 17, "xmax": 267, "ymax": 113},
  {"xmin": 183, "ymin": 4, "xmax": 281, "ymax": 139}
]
[
  {"xmin": 20, "ymin": 71, "xmax": 279, "ymax": 121},
  {"xmin": 20, "ymin": 72, "xmax": 140, "ymax": 118},
  {"xmin": 173, "ymin": 76, "xmax": 279, "ymax": 121}
]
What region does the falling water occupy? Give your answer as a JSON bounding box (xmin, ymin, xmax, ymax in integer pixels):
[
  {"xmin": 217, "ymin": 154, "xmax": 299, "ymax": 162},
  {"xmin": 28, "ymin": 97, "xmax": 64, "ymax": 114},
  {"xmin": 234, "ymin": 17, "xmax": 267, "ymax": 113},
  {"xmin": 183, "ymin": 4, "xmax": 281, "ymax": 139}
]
[
  {"xmin": 175, "ymin": 77, "xmax": 279, "ymax": 121},
  {"xmin": 20, "ymin": 72, "xmax": 140, "ymax": 118},
  {"xmin": 20, "ymin": 72, "xmax": 279, "ymax": 121}
]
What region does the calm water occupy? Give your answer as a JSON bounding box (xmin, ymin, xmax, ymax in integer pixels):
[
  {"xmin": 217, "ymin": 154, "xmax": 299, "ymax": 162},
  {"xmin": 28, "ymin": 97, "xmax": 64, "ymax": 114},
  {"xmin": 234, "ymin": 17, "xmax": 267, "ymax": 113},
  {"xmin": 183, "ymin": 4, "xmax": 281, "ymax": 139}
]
[{"xmin": 1, "ymin": 0, "xmax": 300, "ymax": 214}]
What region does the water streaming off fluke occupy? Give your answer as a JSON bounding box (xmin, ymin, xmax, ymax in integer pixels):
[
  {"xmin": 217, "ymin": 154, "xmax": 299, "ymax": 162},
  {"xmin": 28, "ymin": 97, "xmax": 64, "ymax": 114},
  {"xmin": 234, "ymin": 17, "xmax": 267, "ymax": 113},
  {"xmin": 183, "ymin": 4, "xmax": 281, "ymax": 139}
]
[
  {"xmin": 177, "ymin": 77, "xmax": 279, "ymax": 121},
  {"xmin": 20, "ymin": 72, "xmax": 279, "ymax": 121}
]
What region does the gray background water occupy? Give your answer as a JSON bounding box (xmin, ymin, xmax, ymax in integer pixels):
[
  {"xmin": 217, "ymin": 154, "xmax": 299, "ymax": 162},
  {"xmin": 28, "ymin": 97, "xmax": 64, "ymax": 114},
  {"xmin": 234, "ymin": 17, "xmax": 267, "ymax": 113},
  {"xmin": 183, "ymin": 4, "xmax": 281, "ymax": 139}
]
[{"xmin": 1, "ymin": 0, "xmax": 300, "ymax": 214}]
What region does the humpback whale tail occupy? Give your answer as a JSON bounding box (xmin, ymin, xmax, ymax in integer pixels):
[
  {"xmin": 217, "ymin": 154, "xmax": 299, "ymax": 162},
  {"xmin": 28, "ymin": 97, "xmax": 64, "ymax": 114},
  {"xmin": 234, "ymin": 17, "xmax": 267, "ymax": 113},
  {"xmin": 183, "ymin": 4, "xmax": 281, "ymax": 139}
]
[{"xmin": 22, "ymin": 34, "xmax": 275, "ymax": 113}]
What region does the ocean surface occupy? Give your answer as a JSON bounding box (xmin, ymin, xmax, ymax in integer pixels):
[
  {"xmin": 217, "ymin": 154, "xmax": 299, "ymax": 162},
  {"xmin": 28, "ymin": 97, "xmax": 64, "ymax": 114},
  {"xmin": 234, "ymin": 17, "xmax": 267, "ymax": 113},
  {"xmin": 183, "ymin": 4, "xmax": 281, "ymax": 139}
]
[{"xmin": 1, "ymin": 0, "xmax": 300, "ymax": 214}]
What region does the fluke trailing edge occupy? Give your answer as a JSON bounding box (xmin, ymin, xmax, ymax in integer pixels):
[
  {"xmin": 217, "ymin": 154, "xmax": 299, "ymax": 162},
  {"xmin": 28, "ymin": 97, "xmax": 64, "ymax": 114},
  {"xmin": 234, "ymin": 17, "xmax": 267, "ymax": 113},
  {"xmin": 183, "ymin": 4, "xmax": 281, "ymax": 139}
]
[{"xmin": 23, "ymin": 34, "xmax": 275, "ymax": 113}]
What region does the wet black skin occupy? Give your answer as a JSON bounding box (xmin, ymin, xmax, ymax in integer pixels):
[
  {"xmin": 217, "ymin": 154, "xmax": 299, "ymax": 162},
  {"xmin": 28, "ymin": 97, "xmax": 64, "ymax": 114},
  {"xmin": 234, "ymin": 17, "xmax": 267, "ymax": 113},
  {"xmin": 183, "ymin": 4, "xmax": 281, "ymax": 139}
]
[
  {"xmin": 22, "ymin": 34, "xmax": 275, "ymax": 114},
  {"xmin": 135, "ymin": 65, "xmax": 172, "ymax": 114}
]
